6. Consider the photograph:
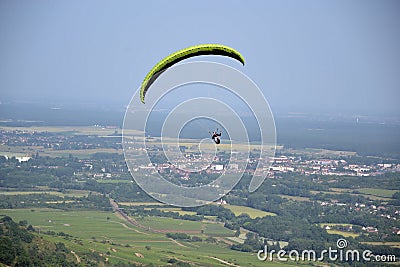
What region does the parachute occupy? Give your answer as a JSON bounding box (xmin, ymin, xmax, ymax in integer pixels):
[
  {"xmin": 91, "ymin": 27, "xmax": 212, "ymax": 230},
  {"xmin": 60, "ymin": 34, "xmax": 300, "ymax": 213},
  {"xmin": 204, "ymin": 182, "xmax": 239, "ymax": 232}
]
[{"xmin": 139, "ymin": 44, "xmax": 245, "ymax": 103}]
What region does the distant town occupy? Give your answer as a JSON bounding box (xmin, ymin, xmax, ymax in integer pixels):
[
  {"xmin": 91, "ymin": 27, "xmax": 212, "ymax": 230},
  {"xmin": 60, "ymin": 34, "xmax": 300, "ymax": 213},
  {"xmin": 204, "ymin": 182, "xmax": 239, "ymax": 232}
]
[{"xmin": 2, "ymin": 127, "xmax": 399, "ymax": 180}]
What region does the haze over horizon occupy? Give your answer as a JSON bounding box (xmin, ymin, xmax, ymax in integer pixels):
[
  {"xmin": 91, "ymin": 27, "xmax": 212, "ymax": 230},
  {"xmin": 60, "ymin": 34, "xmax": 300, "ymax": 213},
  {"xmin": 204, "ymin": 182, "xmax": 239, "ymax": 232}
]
[{"xmin": 1, "ymin": 1, "xmax": 399, "ymax": 117}]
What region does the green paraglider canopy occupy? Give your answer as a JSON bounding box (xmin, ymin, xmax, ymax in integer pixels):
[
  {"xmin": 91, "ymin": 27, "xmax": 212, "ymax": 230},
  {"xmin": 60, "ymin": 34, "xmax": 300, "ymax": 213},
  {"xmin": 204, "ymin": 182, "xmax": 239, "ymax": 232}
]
[{"xmin": 139, "ymin": 44, "xmax": 245, "ymax": 103}]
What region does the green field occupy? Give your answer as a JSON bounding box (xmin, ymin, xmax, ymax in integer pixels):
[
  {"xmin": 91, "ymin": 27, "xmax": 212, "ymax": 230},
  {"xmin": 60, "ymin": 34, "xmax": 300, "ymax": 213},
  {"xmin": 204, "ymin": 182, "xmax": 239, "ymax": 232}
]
[
  {"xmin": 361, "ymin": 242, "xmax": 400, "ymax": 249},
  {"xmin": 326, "ymin": 230, "xmax": 360, "ymax": 238},
  {"xmin": 119, "ymin": 202, "xmax": 166, "ymax": 206},
  {"xmin": 279, "ymin": 194, "xmax": 311, "ymax": 202},
  {"xmin": 0, "ymin": 209, "xmax": 162, "ymax": 241},
  {"xmin": 96, "ymin": 179, "xmax": 132, "ymax": 184},
  {"xmin": 0, "ymin": 209, "xmax": 296, "ymax": 266},
  {"xmin": 311, "ymin": 188, "xmax": 395, "ymax": 201},
  {"xmin": 144, "ymin": 135, "xmax": 281, "ymax": 153},
  {"xmin": 319, "ymin": 223, "xmax": 361, "ymax": 238},
  {"xmin": 356, "ymin": 188, "xmax": 399, "ymax": 198},
  {"xmin": 224, "ymin": 205, "xmax": 276, "ymax": 218},
  {"xmin": 135, "ymin": 216, "xmax": 203, "ymax": 232},
  {"xmin": 0, "ymin": 189, "xmax": 91, "ymax": 198},
  {"xmin": 285, "ymin": 148, "xmax": 357, "ymax": 157},
  {"xmin": 319, "ymin": 223, "xmax": 355, "ymax": 227},
  {"xmin": 0, "ymin": 145, "xmax": 123, "ymax": 158},
  {"xmin": 158, "ymin": 207, "xmax": 198, "ymax": 216},
  {"xmin": 203, "ymin": 223, "xmax": 235, "ymax": 237},
  {"xmin": 0, "ymin": 126, "xmax": 142, "ymax": 136}
]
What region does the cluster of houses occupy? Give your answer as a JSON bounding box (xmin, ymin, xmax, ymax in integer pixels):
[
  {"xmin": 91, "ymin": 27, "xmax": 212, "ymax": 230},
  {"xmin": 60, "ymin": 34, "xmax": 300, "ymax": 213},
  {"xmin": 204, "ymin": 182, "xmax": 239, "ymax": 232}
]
[
  {"xmin": 0, "ymin": 128, "xmax": 120, "ymax": 151},
  {"xmin": 133, "ymin": 152, "xmax": 400, "ymax": 180},
  {"xmin": 0, "ymin": 129, "xmax": 69, "ymax": 148},
  {"xmin": 3, "ymin": 128, "xmax": 399, "ymax": 186},
  {"xmin": 266, "ymin": 156, "xmax": 400, "ymax": 177},
  {"xmin": 320, "ymin": 200, "xmax": 399, "ymax": 231}
]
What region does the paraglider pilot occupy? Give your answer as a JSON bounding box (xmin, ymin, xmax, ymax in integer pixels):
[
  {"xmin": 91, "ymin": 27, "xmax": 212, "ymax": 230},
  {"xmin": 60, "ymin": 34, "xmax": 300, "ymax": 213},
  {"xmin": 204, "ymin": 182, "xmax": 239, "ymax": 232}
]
[{"xmin": 210, "ymin": 129, "xmax": 222, "ymax": 144}]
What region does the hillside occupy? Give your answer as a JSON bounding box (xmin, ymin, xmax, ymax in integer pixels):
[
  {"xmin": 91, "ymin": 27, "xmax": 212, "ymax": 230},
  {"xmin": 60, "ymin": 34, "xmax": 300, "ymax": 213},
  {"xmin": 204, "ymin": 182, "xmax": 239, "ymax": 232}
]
[{"xmin": 0, "ymin": 216, "xmax": 80, "ymax": 266}]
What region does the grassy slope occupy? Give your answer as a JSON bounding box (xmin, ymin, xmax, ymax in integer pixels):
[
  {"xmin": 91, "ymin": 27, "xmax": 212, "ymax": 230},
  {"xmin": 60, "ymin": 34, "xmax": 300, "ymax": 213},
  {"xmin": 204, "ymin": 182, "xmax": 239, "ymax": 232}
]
[
  {"xmin": 224, "ymin": 204, "xmax": 276, "ymax": 218},
  {"xmin": 1, "ymin": 209, "xmax": 306, "ymax": 266},
  {"xmin": 0, "ymin": 209, "xmax": 296, "ymax": 266}
]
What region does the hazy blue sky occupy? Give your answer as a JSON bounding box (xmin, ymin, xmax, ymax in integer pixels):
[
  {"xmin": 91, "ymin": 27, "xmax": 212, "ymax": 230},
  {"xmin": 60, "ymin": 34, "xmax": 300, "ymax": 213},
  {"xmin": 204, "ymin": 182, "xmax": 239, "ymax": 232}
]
[{"xmin": 0, "ymin": 0, "xmax": 399, "ymax": 116}]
